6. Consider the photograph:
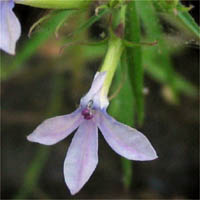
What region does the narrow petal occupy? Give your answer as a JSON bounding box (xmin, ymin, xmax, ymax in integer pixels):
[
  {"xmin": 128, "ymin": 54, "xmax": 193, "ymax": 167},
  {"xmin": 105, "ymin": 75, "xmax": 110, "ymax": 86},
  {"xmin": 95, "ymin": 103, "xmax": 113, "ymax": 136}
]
[
  {"xmin": 0, "ymin": 0, "xmax": 21, "ymax": 55},
  {"xmin": 64, "ymin": 120, "xmax": 98, "ymax": 195},
  {"xmin": 27, "ymin": 108, "xmax": 83, "ymax": 145},
  {"xmin": 98, "ymin": 112, "xmax": 158, "ymax": 161},
  {"xmin": 80, "ymin": 71, "xmax": 108, "ymax": 109}
]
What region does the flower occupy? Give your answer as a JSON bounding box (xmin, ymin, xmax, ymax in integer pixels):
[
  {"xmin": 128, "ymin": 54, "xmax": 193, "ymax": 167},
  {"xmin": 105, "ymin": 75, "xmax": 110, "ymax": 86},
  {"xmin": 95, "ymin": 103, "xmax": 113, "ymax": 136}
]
[
  {"xmin": 27, "ymin": 71, "xmax": 158, "ymax": 195},
  {"xmin": 0, "ymin": 0, "xmax": 21, "ymax": 55}
]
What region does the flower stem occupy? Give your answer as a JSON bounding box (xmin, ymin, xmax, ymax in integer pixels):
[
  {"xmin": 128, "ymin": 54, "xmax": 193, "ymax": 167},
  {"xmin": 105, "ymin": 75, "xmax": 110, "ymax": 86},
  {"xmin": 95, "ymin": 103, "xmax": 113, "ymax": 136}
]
[
  {"xmin": 100, "ymin": 35, "xmax": 124, "ymax": 96},
  {"xmin": 100, "ymin": 5, "xmax": 126, "ymax": 97}
]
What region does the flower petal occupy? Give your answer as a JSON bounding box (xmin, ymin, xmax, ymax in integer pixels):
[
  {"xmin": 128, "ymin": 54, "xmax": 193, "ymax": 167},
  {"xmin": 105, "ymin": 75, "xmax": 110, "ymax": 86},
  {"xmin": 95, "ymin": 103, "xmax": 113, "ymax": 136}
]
[
  {"xmin": 80, "ymin": 71, "xmax": 108, "ymax": 109},
  {"xmin": 64, "ymin": 120, "xmax": 98, "ymax": 195},
  {"xmin": 27, "ymin": 108, "xmax": 83, "ymax": 145},
  {"xmin": 0, "ymin": 0, "xmax": 21, "ymax": 55},
  {"xmin": 98, "ymin": 112, "xmax": 158, "ymax": 161}
]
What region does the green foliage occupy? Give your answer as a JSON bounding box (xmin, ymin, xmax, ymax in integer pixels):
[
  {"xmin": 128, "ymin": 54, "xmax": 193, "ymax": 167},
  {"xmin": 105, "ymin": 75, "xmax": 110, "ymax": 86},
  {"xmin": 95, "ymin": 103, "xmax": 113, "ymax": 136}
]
[
  {"xmin": 1, "ymin": 10, "xmax": 76, "ymax": 80},
  {"xmin": 67, "ymin": 7, "xmax": 110, "ymax": 39},
  {"xmin": 176, "ymin": 7, "xmax": 200, "ymax": 39},
  {"xmin": 109, "ymin": 54, "xmax": 134, "ymax": 125},
  {"xmin": 137, "ymin": 0, "xmax": 180, "ymax": 102},
  {"xmin": 143, "ymin": 50, "xmax": 198, "ymax": 97},
  {"xmin": 125, "ymin": 0, "xmax": 144, "ymax": 125},
  {"xmin": 153, "ymin": 0, "xmax": 179, "ymax": 12},
  {"xmin": 137, "ymin": 0, "xmax": 198, "ymax": 100},
  {"xmin": 109, "ymin": 54, "xmax": 134, "ymax": 189},
  {"xmin": 153, "ymin": 0, "xmax": 200, "ymax": 39}
]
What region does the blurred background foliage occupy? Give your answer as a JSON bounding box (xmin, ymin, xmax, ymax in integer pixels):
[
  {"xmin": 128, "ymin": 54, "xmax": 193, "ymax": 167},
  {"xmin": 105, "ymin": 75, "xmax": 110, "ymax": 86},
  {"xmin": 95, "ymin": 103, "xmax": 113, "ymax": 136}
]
[{"xmin": 1, "ymin": 0, "xmax": 199, "ymax": 199}]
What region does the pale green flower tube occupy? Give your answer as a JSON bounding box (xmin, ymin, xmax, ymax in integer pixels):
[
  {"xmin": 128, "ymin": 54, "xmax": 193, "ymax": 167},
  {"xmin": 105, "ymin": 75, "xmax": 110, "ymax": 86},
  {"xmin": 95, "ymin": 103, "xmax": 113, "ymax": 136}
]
[
  {"xmin": 100, "ymin": 34, "xmax": 124, "ymax": 97},
  {"xmin": 100, "ymin": 5, "xmax": 126, "ymax": 97}
]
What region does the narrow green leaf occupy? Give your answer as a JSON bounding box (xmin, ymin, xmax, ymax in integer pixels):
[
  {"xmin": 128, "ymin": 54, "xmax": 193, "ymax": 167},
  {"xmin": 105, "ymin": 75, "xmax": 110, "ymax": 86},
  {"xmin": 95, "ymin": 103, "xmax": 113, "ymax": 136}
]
[
  {"xmin": 67, "ymin": 7, "xmax": 110, "ymax": 39},
  {"xmin": 137, "ymin": 0, "xmax": 179, "ymax": 101},
  {"xmin": 176, "ymin": 8, "xmax": 200, "ymax": 39},
  {"xmin": 125, "ymin": 0, "xmax": 144, "ymax": 125},
  {"xmin": 109, "ymin": 55, "xmax": 135, "ymax": 125},
  {"xmin": 154, "ymin": 1, "xmax": 200, "ymax": 39},
  {"xmin": 1, "ymin": 10, "xmax": 76, "ymax": 80},
  {"xmin": 143, "ymin": 50, "xmax": 197, "ymax": 97},
  {"xmin": 109, "ymin": 53, "xmax": 134, "ymax": 189}
]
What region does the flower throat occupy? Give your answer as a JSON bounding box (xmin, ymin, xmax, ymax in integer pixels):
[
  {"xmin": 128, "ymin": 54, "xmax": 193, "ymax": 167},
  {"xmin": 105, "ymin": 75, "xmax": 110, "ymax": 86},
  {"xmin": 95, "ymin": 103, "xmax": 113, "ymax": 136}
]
[{"xmin": 81, "ymin": 100, "xmax": 94, "ymax": 120}]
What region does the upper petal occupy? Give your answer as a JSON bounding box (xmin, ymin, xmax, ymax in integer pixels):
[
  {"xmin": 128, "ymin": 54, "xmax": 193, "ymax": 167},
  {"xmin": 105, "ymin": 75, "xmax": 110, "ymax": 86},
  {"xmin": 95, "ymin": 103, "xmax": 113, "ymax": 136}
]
[
  {"xmin": 0, "ymin": 0, "xmax": 21, "ymax": 55},
  {"xmin": 64, "ymin": 120, "xmax": 98, "ymax": 195},
  {"xmin": 27, "ymin": 108, "xmax": 83, "ymax": 145},
  {"xmin": 98, "ymin": 112, "xmax": 158, "ymax": 161},
  {"xmin": 80, "ymin": 71, "xmax": 108, "ymax": 109}
]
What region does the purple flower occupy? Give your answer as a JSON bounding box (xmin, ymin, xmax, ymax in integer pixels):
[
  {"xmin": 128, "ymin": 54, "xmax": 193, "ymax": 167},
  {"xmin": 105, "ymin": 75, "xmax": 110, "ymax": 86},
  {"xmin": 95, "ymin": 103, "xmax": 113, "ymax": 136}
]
[
  {"xmin": 27, "ymin": 72, "xmax": 158, "ymax": 195},
  {"xmin": 0, "ymin": 0, "xmax": 21, "ymax": 55}
]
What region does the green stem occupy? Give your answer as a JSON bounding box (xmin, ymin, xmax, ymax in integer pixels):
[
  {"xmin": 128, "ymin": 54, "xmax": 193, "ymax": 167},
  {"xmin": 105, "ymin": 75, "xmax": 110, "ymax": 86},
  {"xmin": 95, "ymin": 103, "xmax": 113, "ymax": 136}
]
[
  {"xmin": 100, "ymin": 5, "xmax": 126, "ymax": 96},
  {"xmin": 15, "ymin": 0, "xmax": 90, "ymax": 9},
  {"xmin": 100, "ymin": 34, "xmax": 124, "ymax": 96}
]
